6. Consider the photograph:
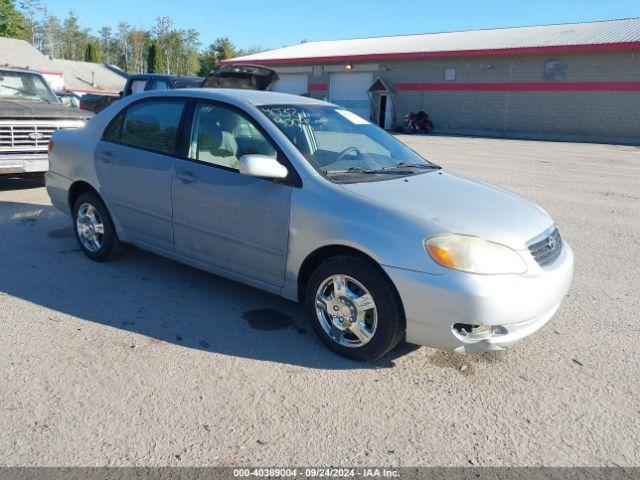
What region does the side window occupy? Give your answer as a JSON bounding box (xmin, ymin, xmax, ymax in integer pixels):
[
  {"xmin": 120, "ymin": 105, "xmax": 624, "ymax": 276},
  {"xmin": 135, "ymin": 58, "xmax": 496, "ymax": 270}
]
[
  {"xmin": 120, "ymin": 100, "xmax": 186, "ymax": 154},
  {"xmin": 188, "ymin": 102, "xmax": 277, "ymax": 170},
  {"xmin": 150, "ymin": 79, "xmax": 171, "ymax": 91},
  {"xmin": 103, "ymin": 113, "xmax": 123, "ymax": 141},
  {"xmin": 130, "ymin": 79, "xmax": 147, "ymax": 94}
]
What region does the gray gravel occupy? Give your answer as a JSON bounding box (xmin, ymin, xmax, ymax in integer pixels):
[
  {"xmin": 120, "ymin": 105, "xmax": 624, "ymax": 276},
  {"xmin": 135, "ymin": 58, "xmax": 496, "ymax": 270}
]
[{"xmin": 0, "ymin": 135, "xmax": 638, "ymax": 467}]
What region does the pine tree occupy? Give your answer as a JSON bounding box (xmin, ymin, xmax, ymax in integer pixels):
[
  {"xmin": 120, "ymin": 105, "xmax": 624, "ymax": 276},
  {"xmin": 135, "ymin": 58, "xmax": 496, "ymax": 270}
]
[
  {"xmin": 147, "ymin": 41, "xmax": 163, "ymax": 73},
  {"xmin": 0, "ymin": 0, "xmax": 28, "ymax": 39},
  {"xmin": 18, "ymin": 0, "xmax": 41, "ymax": 44}
]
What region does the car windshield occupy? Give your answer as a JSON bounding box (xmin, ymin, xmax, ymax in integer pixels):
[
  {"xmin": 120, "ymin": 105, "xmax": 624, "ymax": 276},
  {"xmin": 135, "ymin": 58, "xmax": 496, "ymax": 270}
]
[
  {"xmin": 0, "ymin": 71, "xmax": 58, "ymax": 103},
  {"xmin": 260, "ymin": 104, "xmax": 439, "ymax": 181}
]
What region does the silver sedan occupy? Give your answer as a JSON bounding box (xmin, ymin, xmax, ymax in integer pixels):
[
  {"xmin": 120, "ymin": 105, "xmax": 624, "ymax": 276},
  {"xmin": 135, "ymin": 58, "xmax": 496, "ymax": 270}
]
[{"xmin": 46, "ymin": 89, "xmax": 573, "ymax": 361}]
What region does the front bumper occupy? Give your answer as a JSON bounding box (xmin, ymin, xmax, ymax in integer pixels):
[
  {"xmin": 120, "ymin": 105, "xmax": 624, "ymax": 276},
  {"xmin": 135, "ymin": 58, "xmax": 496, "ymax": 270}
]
[
  {"xmin": 383, "ymin": 241, "xmax": 574, "ymax": 353},
  {"xmin": 0, "ymin": 154, "xmax": 48, "ymax": 175}
]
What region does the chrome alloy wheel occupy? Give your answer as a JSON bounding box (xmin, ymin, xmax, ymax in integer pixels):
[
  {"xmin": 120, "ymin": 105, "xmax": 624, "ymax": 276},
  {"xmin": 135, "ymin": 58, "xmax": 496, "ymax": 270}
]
[
  {"xmin": 315, "ymin": 274, "xmax": 378, "ymax": 348},
  {"xmin": 76, "ymin": 202, "xmax": 105, "ymax": 253}
]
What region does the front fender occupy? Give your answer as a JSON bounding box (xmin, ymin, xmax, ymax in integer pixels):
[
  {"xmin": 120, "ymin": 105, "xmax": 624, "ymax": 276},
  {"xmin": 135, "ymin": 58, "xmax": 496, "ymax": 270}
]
[{"xmin": 281, "ymin": 177, "xmax": 447, "ymax": 300}]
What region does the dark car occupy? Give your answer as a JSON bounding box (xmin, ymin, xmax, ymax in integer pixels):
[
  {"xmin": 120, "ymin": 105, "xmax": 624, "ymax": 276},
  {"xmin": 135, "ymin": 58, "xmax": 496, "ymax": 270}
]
[
  {"xmin": 78, "ymin": 92, "xmax": 120, "ymax": 113},
  {"xmin": 121, "ymin": 74, "xmax": 204, "ymax": 97},
  {"xmin": 0, "ymin": 67, "xmax": 92, "ymax": 179}
]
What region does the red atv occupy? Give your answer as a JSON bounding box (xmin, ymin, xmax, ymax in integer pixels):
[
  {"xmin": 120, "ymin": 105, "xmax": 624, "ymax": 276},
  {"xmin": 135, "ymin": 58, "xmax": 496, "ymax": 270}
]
[{"xmin": 403, "ymin": 111, "xmax": 434, "ymax": 133}]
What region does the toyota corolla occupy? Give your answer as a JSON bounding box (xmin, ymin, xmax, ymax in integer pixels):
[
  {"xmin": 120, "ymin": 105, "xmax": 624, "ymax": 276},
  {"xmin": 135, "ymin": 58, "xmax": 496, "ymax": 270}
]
[{"xmin": 46, "ymin": 89, "xmax": 573, "ymax": 361}]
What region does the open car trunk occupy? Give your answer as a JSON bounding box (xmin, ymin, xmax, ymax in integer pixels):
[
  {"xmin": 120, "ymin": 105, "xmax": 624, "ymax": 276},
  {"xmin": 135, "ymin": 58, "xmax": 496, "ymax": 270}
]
[{"xmin": 201, "ymin": 64, "xmax": 279, "ymax": 91}]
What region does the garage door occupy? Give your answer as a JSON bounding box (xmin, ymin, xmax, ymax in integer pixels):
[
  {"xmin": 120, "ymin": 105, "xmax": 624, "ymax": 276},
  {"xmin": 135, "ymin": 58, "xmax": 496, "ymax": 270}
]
[
  {"xmin": 329, "ymin": 72, "xmax": 373, "ymax": 121},
  {"xmin": 272, "ymin": 74, "xmax": 308, "ymax": 95}
]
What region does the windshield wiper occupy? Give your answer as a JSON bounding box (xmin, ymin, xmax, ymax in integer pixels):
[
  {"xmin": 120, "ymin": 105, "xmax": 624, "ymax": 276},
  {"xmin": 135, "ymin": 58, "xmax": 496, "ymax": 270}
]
[
  {"xmin": 1, "ymin": 85, "xmax": 50, "ymax": 103},
  {"xmin": 324, "ymin": 167, "xmax": 378, "ymax": 175},
  {"xmin": 381, "ymin": 162, "xmax": 441, "ymax": 171},
  {"xmin": 323, "ymin": 167, "xmax": 403, "ymax": 175}
]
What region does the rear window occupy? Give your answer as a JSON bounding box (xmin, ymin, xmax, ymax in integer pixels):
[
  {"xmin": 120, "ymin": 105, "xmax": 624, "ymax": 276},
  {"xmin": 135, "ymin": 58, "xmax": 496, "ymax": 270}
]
[{"xmin": 174, "ymin": 79, "xmax": 203, "ymax": 89}]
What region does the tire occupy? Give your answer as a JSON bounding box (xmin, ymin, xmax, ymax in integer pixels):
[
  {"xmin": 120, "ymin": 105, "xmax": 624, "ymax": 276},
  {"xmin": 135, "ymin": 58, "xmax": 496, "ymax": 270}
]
[
  {"xmin": 72, "ymin": 191, "xmax": 125, "ymax": 262},
  {"xmin": 305, "ymin": 255, "xmax": 405, "ymax": 361},
  {"xmin": 27, "ymin": 172, "xmax": 45, "ymax": 184}
]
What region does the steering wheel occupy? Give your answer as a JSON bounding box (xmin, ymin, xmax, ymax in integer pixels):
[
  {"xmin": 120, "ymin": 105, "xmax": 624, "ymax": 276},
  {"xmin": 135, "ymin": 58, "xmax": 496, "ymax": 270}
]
[{"xmin": 335, "ymin": 147, "xmax": 362, "ymax": 164}]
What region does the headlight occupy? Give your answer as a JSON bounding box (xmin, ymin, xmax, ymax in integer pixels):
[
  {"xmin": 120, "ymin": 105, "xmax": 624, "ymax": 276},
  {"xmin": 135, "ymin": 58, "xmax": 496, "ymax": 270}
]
[{"xmin": 424, "ymin": 234, "xmax": 527, "ymax": 275}]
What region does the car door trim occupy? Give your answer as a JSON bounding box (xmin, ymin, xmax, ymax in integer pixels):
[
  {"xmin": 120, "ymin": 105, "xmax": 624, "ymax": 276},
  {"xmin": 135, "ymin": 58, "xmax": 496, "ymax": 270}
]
[{"xmin": 108, "ymin": 198, "xmax": 174, "ymax": 223}]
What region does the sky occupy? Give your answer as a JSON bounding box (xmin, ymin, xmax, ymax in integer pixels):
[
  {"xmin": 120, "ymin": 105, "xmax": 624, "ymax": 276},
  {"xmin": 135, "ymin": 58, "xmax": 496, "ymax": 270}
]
[{"xmin": 44, "ymin": 0, "xmax": 640, "ymax": 50}]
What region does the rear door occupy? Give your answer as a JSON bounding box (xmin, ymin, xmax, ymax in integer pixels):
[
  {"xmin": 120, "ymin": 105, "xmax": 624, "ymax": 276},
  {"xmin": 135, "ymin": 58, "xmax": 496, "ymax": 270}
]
[
  {"xmin": 171, "ymin": 100, "xmax": 292, "ymax": 287},
  {"xmin": 95, "ymin": 98, "xmax": 187, "ymax": 252}
]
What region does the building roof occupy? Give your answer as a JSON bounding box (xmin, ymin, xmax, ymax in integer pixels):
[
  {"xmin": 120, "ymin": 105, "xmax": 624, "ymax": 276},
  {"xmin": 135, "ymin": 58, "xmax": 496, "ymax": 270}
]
[
  {"xmin": 226, "ymin": 17, "xmax": 640, "ymax": 65},
  {"xmin": 50, "ymin": 59, "xmax": 128, "ymax": 93},
  {"xmin": 0, "ymin": 37, "xmax": 60, "ymax": 72}
]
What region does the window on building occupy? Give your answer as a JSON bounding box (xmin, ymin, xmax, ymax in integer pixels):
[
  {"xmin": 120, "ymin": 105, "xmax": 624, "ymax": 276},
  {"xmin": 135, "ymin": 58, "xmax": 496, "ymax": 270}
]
[
  {"xmin": 544, "ymin": 60, "xmax": 567, "ymax": 81},
  {"xmin": 444, "ymin": 68, "xmax": 456, "ymax": 81}
]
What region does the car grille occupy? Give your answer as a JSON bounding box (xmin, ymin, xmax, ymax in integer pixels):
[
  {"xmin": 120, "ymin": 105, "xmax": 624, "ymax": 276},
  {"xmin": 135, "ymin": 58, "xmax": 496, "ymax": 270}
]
[
  {"xmin": 528, "ymin": 228, "xmax": 563, "ymax": 267},
  {"xmin": 0, "ymin": 123, "xmax": 61, "ymax": 153}
]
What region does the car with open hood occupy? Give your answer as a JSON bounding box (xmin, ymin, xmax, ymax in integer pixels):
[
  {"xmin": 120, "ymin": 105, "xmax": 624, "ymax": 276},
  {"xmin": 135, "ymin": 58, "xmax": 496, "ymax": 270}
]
[
  {"xmin": 45, "ymin": 88, "xmax": 573, "ymax": 361},
  {"xmin": 201, "ymin": 64, "xmax": 279, "ymax": 91}
]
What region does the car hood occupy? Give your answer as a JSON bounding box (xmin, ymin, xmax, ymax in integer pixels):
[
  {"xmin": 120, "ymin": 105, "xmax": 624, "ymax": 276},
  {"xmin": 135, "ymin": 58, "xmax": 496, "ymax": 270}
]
[
  {"xmin": 341, "ymin": 170, "xmax": 553, "ymax": 250},
  {"xmin": 0, "ymin": 99, "xmax": 92, "ymax": 119}
]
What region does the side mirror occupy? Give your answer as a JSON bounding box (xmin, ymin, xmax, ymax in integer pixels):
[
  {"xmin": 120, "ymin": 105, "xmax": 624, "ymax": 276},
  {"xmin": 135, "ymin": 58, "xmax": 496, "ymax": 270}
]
[
  {"xmin": 239, "ymin": 154, "xmax": 288, "ymax": 179},
  {"xmin": 119, "ymin": 91, "xmax": 124, "ymax": 98}
]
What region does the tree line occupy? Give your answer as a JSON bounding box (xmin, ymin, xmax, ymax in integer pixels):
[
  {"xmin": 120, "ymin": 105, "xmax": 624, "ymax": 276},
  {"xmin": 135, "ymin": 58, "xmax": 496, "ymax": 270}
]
[{"xmin": 0, "ymin": 0, "xmax": 263, "ymax": 76}]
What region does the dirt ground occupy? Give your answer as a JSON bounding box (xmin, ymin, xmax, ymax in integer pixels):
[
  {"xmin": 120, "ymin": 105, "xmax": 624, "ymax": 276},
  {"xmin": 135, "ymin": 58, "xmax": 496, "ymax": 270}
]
[{"xmin": 1, "ymin": 135, "xmax": 638, "ymax": 466}]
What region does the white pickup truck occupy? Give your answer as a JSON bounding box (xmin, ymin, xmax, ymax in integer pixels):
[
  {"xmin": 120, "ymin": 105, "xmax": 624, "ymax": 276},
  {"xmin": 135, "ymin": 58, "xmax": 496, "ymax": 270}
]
[{"xmin": 0, "ymin": 67, "xmax": 91, "ymax": 179}]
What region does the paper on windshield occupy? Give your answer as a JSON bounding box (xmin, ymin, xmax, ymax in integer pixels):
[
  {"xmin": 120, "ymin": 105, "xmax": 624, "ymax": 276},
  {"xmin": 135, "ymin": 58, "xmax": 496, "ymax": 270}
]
[{"xmin": 336, "ymin": 109, "xmax": 370, "ymax": 125}]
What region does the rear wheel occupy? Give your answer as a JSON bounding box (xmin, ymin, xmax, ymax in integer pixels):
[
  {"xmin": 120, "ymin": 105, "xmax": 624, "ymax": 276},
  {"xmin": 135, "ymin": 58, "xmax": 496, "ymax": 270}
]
[
  {"xmin": 73, "ymin": 191, "xmax": 125, "ymax": 261},
  {"xmin": 305, "ymin": 255, "xmax": 405, "ymax": 361}
]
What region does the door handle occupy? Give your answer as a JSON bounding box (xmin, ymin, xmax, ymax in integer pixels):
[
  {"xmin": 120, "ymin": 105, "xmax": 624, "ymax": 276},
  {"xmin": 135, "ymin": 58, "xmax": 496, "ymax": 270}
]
[
  {"xmin": 99, "ymin": 150, "xmax": 113, "ymax": 164},
  {"xmin": 176, "ymin": 171, "xmax": 197, "ymax": 184}
]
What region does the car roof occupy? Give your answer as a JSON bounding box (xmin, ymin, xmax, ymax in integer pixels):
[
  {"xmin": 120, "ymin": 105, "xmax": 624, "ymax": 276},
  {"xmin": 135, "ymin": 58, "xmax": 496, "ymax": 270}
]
[
  {"xmin": 135, "ymin": 88, "xmax": 331, "ymax": 107},
  {"xmin": 0, "ymin": 67, "xmax": 45, "ymax": 76},
  {"xmin": 129, "ymin": 73, "xmax": 202, "ymax": 81}
]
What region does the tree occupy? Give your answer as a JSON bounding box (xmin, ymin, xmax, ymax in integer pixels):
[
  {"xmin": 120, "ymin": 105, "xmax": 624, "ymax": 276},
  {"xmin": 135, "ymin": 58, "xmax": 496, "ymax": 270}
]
[
  {"xmin": 18, "ymin": 0, "xmax": 41, "ymax": 44},
  {"xmin": 113, "ymin": 21, "xmax": 130, "ymax": 70},
  {"xmin": 0, "ymin": 0, "xmax": 28, "ymax": 39},
  {"xmin": 128, "ymin": 29, "xmax": 148, "ymax": 73},
  {"xmin": 147, "ymin": 40, "xmax": 163, "ymax": 73},
  {"xmin": 84, "ymin": 41, "xmax": 102, "ymax": 62},
  {"xmin": 40, "ymin": 8, "xmax": 61, "ymax": 57},
  {"xmin": 61, "ymin": 11, "xmax": 84, "ymax": 59},
  {"xmin": 98, "ymin": 26, "xmax": 112, "ymax": 63},
  {"xmin": 151, "ymin": 16, "xmax": 173, "ymax": 73},
  {"xmin": 197, "ymin": 37, "xmax": 239, "ymax": 76}
]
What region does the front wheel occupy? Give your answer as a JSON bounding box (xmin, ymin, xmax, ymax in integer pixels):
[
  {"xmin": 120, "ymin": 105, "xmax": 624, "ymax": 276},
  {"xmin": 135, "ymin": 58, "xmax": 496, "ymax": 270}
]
[
  {"xmin": 305, "ymin": 255, "xmax": 405, "ymax": 361},
  {"xmin": 73, "ymin": 191, "xmax": 125, "ymax": 261}
]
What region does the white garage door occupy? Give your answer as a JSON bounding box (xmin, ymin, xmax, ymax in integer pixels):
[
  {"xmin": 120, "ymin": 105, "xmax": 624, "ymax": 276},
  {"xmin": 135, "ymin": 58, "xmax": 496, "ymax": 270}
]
[
  {"xmin": 329, "ymin": 72, "xmax": 373, "ymax": 121},
  {"xmin": 272, "ymin": 74, "xmax": 308, "ymax": 95}
]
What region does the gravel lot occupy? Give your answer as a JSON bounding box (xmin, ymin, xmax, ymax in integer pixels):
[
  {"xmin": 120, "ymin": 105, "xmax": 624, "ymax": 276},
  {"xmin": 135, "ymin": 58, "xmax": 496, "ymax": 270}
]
[{"xmin": 0, "ymin": 135, "xmax": 638, "ymax": 467}]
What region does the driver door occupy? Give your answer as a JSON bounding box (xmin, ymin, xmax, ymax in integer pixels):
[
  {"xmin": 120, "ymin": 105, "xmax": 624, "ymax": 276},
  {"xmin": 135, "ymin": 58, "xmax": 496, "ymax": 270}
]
[{"xmin": 171, "ymin": 101, "xmax": 292, "ymax": 287}]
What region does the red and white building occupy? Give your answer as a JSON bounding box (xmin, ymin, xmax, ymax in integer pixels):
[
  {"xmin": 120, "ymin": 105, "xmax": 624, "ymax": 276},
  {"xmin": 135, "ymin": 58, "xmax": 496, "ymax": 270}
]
[{"xmin": 225, "ymin": 18, "xmax": 640, "ymax": 144}]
